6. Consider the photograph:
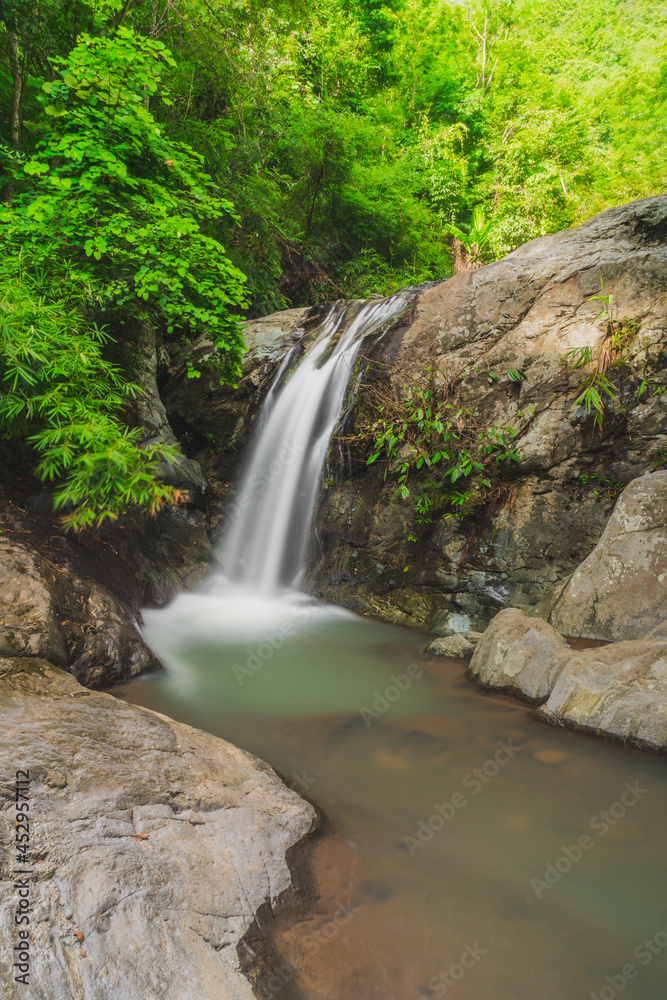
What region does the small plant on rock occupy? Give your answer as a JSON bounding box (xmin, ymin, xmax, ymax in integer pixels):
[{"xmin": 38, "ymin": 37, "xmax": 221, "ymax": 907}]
[
  {"xmin": 563, "ymin": 278, "xmax": 639, "ymax": 431},
  {"xmin": 363, "ymin": 382, "xmax": 519, "ymax": 522}
]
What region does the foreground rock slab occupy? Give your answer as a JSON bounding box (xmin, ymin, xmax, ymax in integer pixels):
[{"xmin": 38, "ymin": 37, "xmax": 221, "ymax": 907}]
[
  {"xmin": 548, "ymin": 471, "xmax": 667, "ymax": 641},
  {"xmin": 468, "ymin": 609, "xmax": 667, "ymax": 751},
  {"xmin": 0, "ymin": 659, "xmax": 315, "ymax": 1000}
]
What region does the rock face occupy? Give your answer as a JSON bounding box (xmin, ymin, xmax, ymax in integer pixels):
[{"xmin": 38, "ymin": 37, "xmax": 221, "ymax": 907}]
[
  {"xmin": 468, "ymin": 609, "xmax": 667, "ymax": 750},
  {"xmin": 0, "ymin": 658, "xmax": 316, "ymax": 1000},
  {"xmin": 537, "ymin": 640, "xmax": 667, "ymax": 749},
  {"xmin": 305, "ymin": 196, "xmax": 667, "ymax": 630},
  {"xmin": 0, "ymin": 495, "xmax": 213, "ymax": 687},
  {"xmin": 164, "ymin": 196, "xmax": 667, "ymax": 633},
  {"xmin": 547, "ymin": 471, "xmax": 667, "ymax": 640}
]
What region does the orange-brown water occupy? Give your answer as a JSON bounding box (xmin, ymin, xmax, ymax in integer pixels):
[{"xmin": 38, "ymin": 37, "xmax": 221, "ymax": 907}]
[{"xmin": 115, "ymin": 602, "xmax": 667, "ymax": 1000}]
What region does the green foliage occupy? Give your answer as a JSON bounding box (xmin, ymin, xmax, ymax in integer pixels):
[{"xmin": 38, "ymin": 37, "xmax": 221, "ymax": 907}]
[
  {"xmin": 563, "ymin": 278, "xmax": 639, "ymax": 432},
  {"xmin": 0, "ymin": 0, "xmax": 664, "ymax": 522},
  {"xmin": 577, "ymin": 472, "xmax": 624, "ymax": 503},
  {"xmin": 443, "ymin": 205, "xmax": 495, "ymax": 260},
  {"xmin": 0, "ymin": 274, "xmax": 178, "ymax": 529},
  {"xmin": 5, "ymin": 0, "xmax": 663, "ymax": 311},
  {"xmin": 365, "ymin": 384, "xmax": 519, "ymax": 522},
  {"xmin": 0, "ymin": 28, "xmax": 248, "ymax": 525},
  {"xmin": 2, "ymin": 28, "xmax": 248, "ymax": 379}
]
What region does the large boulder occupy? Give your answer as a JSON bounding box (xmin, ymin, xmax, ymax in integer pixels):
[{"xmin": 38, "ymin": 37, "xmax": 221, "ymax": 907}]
[
  {"xmin": 0, "ymin": 658, "xmax": 315, "ymax": 1000},
  {"xmin": 467, "ymin": 608, "xmax": 572, "ymax": 701},
  {"xmin": 467, "ymin": 608, "xmax": 667, "ymax": 750},
  {"xmin": 547, "ymin": 471, "xmax": 667, "ymax": 640},
  {"xmin": 537, "ymin": 640, "xmax": 667, "ymax": 751}
]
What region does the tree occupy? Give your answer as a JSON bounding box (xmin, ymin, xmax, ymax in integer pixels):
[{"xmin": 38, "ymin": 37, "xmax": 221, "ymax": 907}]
[{"xmin": 0, "ymin": 27, "xmax": 248, "ymax": 527}]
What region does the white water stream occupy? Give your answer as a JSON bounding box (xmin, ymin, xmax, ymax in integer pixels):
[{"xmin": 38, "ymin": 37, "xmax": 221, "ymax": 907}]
[{"xmin": 219, "ymin": 292, "xmax": 410, "ymax": 592}]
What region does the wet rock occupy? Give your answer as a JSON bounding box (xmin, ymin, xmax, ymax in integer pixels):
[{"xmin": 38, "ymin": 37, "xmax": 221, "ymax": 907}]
[
  {"xmin": 165, "ymin": 307, "xmax": 311, "ymax": 485},
  {"xmin": 467, "ymin": 607, "xmax": 667, "ymax": 750},
  {"xmin": 537, "ymin": 641, "xmax": 667, "ymax": 751},
  {"xmin": 0, "ymin": 658, "xmax": 316, "ymax": 999},
  {"xmin": 426, "ymin": 634, "xmax": 475, "ymax": 659},
  {"xmin": 0, "ymin": 497, "xmax": 214, "ymax": 687},
  {"xmin": 547, "ymin": 472, "xmax": 667, "ymax": 640},
  {"xmin": 467, "ymin": 608, "xmax": 572, "ymax": 702},
  {"xmin": 432, "ymin": 611, "xmax": 476, "ymax": 636}
]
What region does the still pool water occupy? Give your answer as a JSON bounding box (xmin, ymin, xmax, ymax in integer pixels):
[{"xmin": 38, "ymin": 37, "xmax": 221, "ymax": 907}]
[{"xmin": 114, "ymin": 582, "xmax": 667, "ymax": 1000}]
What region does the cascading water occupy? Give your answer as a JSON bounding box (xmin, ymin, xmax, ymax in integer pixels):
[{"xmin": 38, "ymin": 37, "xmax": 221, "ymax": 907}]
[
  {"xmin": 219, "ymin": 292, "xmax": 411, "ymax": 593},
  {"xmin": 141, "ymin": 291, "xmax": 412, "ymax": 644}
]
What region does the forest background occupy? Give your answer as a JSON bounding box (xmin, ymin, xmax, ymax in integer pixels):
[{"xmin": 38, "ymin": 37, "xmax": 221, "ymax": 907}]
[{"xmin": 0, "ymin": 0, "xmax": 665, "ymax": 525}]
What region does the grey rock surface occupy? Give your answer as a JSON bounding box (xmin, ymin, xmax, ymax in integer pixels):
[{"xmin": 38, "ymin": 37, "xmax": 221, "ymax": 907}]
[
  {"xmin": 0, "ymin": 497, "xmax": 213, "ymax": 687},
  {"xmin": 467, "ymin": 607, "xmax": 667, "ymax": 750},
  {"xmin": 537, "ymin": 640, "xmax": 667, "ymax": 751},
  {"xmin": 547, "ymin": 471, "xmax": 667, "ymax": 640},
  {"xmin": 467, "ymin": 608, "xmax": 572, "ymax": 701},
  {"xmin": 165, "ymin": 307, "xmax": 310, "ymax": 487},
  {"xmin": 0, "ymin": 658, "xmax": 316, "ymax": 1000}
]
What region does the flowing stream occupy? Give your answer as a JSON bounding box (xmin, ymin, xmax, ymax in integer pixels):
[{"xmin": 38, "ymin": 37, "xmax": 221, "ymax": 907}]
[
  {"xmin": 221, "ymin": 292, "xmax": 410, "ymax": 590},
  {"xmin": 116, "ymin": 294, "xmax": 667, "ymax": 1000}
]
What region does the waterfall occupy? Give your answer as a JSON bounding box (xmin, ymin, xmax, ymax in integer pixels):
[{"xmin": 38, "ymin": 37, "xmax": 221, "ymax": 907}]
[{"xmin": 219, "ymin": 292, "xmax": 411, "ymax": 593}]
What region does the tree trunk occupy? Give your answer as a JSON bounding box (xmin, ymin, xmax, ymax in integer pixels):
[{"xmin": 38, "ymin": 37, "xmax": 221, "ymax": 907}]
[
  {"xmin": 8, "ymin": 28, "xmax": 21, "ymax": 149},
  {"xmin": 130, "ymin": 318, "xmax": 208, "ymax": 501},
  {"xmin": 149, "ymin": 0, "xmax": 158, "ymax": 38}
]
